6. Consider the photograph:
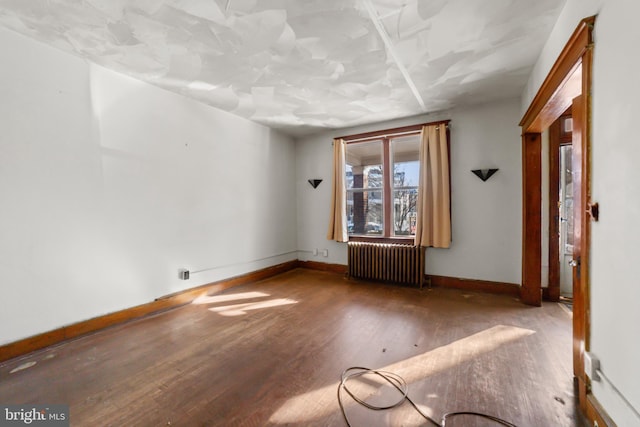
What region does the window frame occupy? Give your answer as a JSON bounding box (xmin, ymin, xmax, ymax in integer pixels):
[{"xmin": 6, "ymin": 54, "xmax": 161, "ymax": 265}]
[
  {"xmin": 339, "ymin": 121, "xmax": 450, "ymax": 243},
  {"xmin": 345, "ymin": 139, "xmax": 385, "ymax": 237}
]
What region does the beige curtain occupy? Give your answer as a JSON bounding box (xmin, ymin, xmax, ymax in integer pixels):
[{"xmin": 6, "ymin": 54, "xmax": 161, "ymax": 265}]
[
  {"xmin": 415, "ymin": 124, "xmax": 451, "ymax": 248},
  {"xmin": 327, "ymin": 138, "xmax": 348, "ymax": 242}
]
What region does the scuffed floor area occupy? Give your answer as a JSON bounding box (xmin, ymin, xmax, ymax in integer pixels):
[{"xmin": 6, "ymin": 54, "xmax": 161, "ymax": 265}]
[{"xmin": 0, "ymin": 269, "xmax": 581, "ymax": 426}]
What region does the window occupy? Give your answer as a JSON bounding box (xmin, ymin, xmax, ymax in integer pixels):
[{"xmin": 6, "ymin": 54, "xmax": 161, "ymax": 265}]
[
  {"xmin": 345, "ymin": 132, "xmax": 421, "ymax": 239},
  {"xmin": 328, "ymin": 120, "xmax": 450, "ymax": 247}
]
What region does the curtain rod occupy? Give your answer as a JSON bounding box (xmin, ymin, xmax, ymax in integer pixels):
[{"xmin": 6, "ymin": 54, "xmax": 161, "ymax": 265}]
[
  {"xmin": 343, "ymin": 130, "xmax": 420, "ymax": 144},
  {"xmin": 336, "ymin": 119, "xmax": 450, "ymax": 142}
]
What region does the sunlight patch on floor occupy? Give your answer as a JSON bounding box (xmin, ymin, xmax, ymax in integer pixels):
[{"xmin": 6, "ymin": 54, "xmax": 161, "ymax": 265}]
[
  {"xmin": 269, "ymin": 325, "xmax": 535, "ymax": 424},
  {"xmin": 209, "ymin": 298, "xmax": 298, "ymax": 316},
  {"xmin": 191, "ymin": 291, "xmax": 270, "ymax": 305}
]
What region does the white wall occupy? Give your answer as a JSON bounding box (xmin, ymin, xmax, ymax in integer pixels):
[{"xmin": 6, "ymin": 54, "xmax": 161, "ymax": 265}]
[
  {"xmin": 521, "ymin": 0, "xmax": 604, "ymax": 114},
  {"xmin": 0, "ymin": 27, "xmax": 297, "ymax": 345},
  {"xmin": 296, "ymin": 98, "xmax": 522, "ymax": 285},
  {"xmin": 591, "ymin": 1, "xmax": 640, "ymax": 425},
  {"xmin": 524, "ymin": 0, "xmax": 640, "ymax": 425}
]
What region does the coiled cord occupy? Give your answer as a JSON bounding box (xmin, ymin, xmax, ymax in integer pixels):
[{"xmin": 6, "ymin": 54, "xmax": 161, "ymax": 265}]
[{"xmin": 337, "ymin": 367, "xmax": 517, "ymax": 427}]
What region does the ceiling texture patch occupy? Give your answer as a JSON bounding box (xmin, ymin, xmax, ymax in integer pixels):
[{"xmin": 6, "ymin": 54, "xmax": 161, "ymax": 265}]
[{"xmin": 0, "ymin": 0, "xmax": 566, "ymax": 136}]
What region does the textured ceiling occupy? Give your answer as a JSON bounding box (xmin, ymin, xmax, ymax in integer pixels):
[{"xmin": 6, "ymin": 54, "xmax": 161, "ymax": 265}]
[{"xmin": 0, "ymin": 0, "xmax": 566, "ymax": 136}]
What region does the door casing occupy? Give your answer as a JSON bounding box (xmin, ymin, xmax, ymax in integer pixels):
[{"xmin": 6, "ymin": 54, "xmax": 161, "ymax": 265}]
[{"xmin": 519, "ymin": 15, "xmax": 595, "ymax": 414}]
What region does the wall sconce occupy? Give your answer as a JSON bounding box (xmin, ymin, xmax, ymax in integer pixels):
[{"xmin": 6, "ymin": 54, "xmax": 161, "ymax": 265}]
[
  {"xmin": 308, "ymin": 179, "xmax": 323, "ymax": 189},
  {"xmin": 471, "ymin": 169, "xmax": 499, "ymax": 182}
]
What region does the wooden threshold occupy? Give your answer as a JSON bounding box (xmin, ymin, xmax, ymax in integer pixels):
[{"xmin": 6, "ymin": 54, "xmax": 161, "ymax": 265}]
[{"xmin": 0, "ymin": 260, "xmax": 298, "ymax": 364}]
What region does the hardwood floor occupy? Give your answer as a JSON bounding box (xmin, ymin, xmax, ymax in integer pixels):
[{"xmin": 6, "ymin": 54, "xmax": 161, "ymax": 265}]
[{"xmin": 0, "ymin": 269, "xmax": 581, "ymax": 426}]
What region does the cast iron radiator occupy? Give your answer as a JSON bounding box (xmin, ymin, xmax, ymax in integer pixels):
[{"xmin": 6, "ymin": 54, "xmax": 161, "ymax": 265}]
[{"xmin": 347, "ymin": 242, "xmax": 426, "ymax": 288}]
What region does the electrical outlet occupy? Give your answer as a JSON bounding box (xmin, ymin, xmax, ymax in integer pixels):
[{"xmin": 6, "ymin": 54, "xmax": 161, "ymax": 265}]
[
  {"xmin": 179, "ymin": 269, "xmax": 190, "ymax": 280},
  {"xmin": 322, "ymin": 249, "xmax": 329, "ymax": 257},
  {"xmin": 584, "ymin": 352, "xmax": 600, "ymax": 381},
  {"xmin": 312, "ymin": 248, "xmax": 318, "ymax": 256}
]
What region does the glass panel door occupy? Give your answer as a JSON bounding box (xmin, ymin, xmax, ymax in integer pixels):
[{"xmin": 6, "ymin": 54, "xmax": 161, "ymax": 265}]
[{"xmin": 559, "ymin": 144, "xmax": 574, "ymax": 296}]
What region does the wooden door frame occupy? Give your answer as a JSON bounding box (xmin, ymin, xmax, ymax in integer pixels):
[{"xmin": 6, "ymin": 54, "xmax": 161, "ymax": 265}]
[{"xmin": 519, "ymin": 15, "xmax": 595, "ymax": 413}]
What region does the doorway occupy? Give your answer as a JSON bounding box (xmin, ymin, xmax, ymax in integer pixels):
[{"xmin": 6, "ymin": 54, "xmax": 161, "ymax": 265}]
[
  {"xmin": 519, "ymin": 16, "xmax": 594, "ymax": 415},
  {"xmin": 547, "ymin": 112, "xmax": 575, "ymax": 302}
]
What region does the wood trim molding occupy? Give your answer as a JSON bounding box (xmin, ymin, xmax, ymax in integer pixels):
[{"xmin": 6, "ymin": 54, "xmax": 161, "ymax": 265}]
[
  {"xmin": 580, "ymin": 40, "xmax": 594, "ymax": 378},
  {"xmin": 297, "ymin": 260, "xmax": 347, "ymax": 274},
  {"xmin": 520, "ymin": 16, "xmax": 595, "ymax": 132},
  {"xmin": 337, "ymin": 120, "xmax": 450, "ymax": 142},
  {"xmin": 542, "ymin": 287, "xmax": 560, "ymax": 302},
  {"xmin": 521, "ymin": 132, "xmax": 542, "ymax": 306},
  {"xmin": 586, "ymin": 392, "xmax": 617, "ymax": 427},
  {"xmin": 547, "ymin": 116, "xmax": 562, "ymax": 302},
  {"xmin": 519, "ymin": 14, "xmax": 596, "ymax": 423},
  {"xmin": 382, "ymin": 137, "xmax": 393, "ymax": 235},
  {"xmin": 547, "ymin": 109, "xmax": 572, "ymax": 304},
  {"xmin": 0, "ymin": 260, "xmax": 298, "ymax": 364},
  {"xmin": 427, "ymin": 275, "xmax": 520, "ymax": 297}
]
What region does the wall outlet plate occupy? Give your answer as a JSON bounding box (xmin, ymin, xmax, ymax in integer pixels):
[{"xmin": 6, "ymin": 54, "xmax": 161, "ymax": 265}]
[{"xmin": 584, "ymin": 351, "xmax": 600, "ymax": 381}]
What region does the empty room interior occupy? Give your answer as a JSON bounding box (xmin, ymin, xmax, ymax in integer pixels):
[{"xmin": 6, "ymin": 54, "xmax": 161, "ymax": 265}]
[{"xmin": 1, "ymin": 0, "xmax": 639, "ymax": 426}]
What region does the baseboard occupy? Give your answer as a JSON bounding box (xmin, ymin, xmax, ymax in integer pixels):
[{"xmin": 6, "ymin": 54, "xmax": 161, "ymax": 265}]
[
  {"xmin": 0, "ymin": 264, "xmax": 525, "ymax": 363},
  {"xmin": 297, "ymin": 260, "xmax": 347, "ymax": 274},
  {"xmin": 542, "ymin": 286, "xmax": 561, "ymax": 302},
  {"xmin": 586, "ymin": 392, "xmax": 617, "ymax": 427},
  {"xmin": 295, "ymin": 266, "xmax": 518, "ymax": 297},
  {"xmin": 0, "ymin": 260, "xmax": 298, "ymax": 364},
  {"xmin": 427, "ymin": 274, "xmax": 520, "ymax": 297}
]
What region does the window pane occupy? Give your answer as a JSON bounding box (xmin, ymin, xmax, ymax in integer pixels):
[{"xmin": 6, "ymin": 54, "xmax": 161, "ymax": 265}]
[
  {"xmin": 560, "ymin": 145, "xmax": 574, "ymax": 254},
  {"xmin": 391, "ymin": 134, "xmax": 419, "ymax": 236},
  {"xmin": 346, "ymin": 190, "xmax": 383, "ymax": 235},
  {"xmin": 391, "ymin": 135, "xmax": 420, "ymax": 188},
  {"xmin": 346, "ymin": 140, "xmax": 383, "ymax": 190},
  {"xmin": 393, "ymin": 189, "xmax": 417, "ymax": 236}
]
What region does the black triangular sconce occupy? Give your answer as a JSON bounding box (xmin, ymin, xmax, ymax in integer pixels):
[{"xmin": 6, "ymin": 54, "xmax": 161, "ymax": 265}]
[
  {"xmin": 308, "ymin": 179, "xmax": 323, "ymax": 189},
  {"xmin": 471, "ymin": 169, "xmax": 499, "ymax": 182}
]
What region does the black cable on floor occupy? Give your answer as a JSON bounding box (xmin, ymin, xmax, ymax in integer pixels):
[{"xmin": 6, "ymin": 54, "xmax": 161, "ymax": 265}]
[{"xmin": 337, "ymin": 367, "xmax": 517, "ymax": 427}]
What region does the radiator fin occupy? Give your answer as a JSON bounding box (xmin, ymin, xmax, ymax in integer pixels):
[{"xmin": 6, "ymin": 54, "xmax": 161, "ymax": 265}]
[{"xmin": 347, "ymin": 242, "xmax": 425, "ymax": 288}]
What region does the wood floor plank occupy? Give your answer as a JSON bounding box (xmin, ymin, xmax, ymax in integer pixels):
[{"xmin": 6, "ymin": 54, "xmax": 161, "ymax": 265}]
[{"xmin": 0, "ymin": 269, "xmax": 580, "ymax": 426}]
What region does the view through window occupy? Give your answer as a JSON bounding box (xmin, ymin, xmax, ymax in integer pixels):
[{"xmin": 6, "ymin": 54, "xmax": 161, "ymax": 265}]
[{"xmin": 346, "ymin": 132, "xmax": 420, "ymax": 238}]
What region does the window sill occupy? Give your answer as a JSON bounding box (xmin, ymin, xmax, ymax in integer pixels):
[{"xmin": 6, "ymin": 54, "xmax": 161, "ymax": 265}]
[{"xmin": 348, "ymin": 236, "xmax": 415, "ymax": 245}]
